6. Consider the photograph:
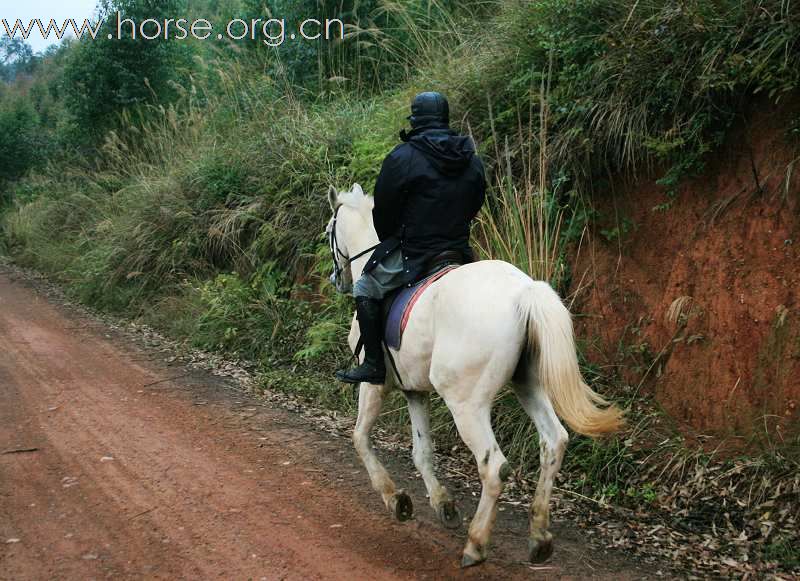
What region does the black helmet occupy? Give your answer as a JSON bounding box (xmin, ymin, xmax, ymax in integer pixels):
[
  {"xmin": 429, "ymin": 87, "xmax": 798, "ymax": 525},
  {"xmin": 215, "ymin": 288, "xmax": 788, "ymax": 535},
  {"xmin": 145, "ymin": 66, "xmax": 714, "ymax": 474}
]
[{"xmin": 408, "ymin": 91, "xmax": 449, "ymax": 127}]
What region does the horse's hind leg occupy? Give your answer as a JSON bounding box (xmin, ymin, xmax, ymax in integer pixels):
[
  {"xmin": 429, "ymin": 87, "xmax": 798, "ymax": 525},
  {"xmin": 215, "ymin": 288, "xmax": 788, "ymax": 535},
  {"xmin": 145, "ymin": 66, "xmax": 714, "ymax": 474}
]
[
  {"xmin": 404, "ymin": 391, "xmax": 461, "ymax": 529},
  {"xmin": 445, "ymin": 399, "xmax": 509, "ymax": 567},
  {"xmin": 352, "ymin": 382, "xmax": 413, "ymax": 521},
  {"xmin": 513, "ymin": 382, "xmax": 569, "ymax": 563}
]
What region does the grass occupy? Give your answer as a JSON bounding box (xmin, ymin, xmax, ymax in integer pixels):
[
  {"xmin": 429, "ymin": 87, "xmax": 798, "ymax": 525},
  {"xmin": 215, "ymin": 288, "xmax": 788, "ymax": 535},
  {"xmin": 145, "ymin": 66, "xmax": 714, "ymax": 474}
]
[{"xmin": 473, "ymin": 67, "xmax": 571, "ymax": 291}]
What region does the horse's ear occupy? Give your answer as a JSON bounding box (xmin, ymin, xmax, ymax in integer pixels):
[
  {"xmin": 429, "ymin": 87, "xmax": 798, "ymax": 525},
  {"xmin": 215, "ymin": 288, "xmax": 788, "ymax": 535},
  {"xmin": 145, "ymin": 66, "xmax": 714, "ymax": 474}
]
[
  {"xmin": 327, "ymin": 185, "xmax": 339, "ymax": 210},
  {"xmin": 351, "ymin": 183, "xmax": 364, "ymax": 198}
]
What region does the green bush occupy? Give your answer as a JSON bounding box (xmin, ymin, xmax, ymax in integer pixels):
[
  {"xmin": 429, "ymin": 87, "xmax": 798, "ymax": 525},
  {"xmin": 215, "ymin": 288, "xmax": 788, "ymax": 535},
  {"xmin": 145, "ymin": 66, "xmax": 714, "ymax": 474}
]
[
  {"xmin": 60, "ymin": 0, "xmax": 194, "ymax": 144},
  {"xmin": 455, "ymin": 0, "xmax": 800, "ymax": 189},
  {"xmin": 188, "ymin": 261, "xmax": 321, "ymax": 365},
  {"xmin": 0, "ymin": 36, "xmax": 37, "ymax": 83},
  {"xmin": 242, "ymin": 0, "xmax": 486, "ymax": 94},
  {"xmin": 0, "ymin": 97, "xmax": 41, "ymax": 192}
]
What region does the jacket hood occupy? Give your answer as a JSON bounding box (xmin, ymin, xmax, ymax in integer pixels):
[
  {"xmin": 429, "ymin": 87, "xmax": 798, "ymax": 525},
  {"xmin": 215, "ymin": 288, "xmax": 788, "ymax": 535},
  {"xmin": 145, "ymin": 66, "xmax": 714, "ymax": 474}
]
[{"xmin": 406, "ymin": 127, "xmax": 476, "ymax": 175}]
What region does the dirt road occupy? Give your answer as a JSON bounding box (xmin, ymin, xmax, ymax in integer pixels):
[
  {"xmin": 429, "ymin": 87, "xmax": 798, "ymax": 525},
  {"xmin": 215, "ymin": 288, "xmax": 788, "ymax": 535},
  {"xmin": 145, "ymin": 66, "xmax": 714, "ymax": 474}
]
[{"xmin": 0, "ymin": 271, "xmax": 648, "ymax": 580}]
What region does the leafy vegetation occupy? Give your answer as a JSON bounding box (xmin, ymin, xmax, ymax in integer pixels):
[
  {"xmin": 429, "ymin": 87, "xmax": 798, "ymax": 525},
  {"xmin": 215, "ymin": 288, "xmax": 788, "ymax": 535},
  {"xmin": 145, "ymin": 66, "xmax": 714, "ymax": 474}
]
[
  {"xmin": 1, "ymin": 36, "xmax": 38, "ymax": 82},
  {"xmin": 62, "ymin": 0, "xmax": 194, "ymax": 143},
  {"xmin": 1, "ymin": 0, "xmax": 799, "ymax": 571}
]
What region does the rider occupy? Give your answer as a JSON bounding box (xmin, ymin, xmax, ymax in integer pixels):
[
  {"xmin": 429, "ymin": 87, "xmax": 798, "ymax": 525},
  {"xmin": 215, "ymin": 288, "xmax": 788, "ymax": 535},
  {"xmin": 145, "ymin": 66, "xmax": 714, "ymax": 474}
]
[{"xmin": 335, "ymin": 91, "xmax": 487, "ymax": 385}]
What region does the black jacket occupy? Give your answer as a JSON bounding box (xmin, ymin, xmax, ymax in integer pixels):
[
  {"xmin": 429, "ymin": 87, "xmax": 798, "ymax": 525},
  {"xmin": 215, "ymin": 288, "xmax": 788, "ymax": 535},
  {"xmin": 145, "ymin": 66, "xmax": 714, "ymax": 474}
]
[{"xmin": 364, "ymin": 125, "xmax": 486, "ymax": 287}]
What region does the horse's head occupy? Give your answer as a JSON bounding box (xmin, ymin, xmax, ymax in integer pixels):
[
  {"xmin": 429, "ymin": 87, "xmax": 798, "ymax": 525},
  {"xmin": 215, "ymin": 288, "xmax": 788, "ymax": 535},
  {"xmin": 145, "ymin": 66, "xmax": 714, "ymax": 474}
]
[{"xmin": 325, "ymin": 183, "xmax": 376, "ymax": 294}]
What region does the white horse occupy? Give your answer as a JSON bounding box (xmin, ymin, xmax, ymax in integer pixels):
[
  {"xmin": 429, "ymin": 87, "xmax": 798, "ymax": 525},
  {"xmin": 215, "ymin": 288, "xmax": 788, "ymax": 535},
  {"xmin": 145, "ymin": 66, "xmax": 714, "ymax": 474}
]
[{"xmin": 326, "ymin": 183, "xmax": 624, "ymax": 567}]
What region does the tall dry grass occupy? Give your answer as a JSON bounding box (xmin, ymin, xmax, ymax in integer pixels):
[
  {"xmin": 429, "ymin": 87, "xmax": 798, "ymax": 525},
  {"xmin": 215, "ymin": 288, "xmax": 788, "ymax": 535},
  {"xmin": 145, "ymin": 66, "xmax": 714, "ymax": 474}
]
[{"xmin": 474, "ymin": 55, "xmax": 567, "ymax": 288}]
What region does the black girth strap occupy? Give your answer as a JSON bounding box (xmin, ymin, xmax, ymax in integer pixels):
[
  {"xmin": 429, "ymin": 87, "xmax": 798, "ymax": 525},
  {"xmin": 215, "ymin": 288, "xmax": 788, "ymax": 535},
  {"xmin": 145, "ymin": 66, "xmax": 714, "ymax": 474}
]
[{"xmin": 383, "ymin": 345, "xmax": 405, "ymax": 388}]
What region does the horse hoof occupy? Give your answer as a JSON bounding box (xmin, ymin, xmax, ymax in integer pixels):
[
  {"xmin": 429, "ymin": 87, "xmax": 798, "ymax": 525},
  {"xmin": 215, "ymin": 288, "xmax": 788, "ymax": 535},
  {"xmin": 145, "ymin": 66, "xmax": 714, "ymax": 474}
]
[
  {"xmin": 394, "ymin": 491, "xmax": 413, "ymax": 522},
  {"xmin": 528, "ymin": 536, "xmax": 554, "ymax": 563},
  {"xmin": 461, "ymin": 552, "xmax": 485, "ymax": 568},
  {"xmin": 437, "ymin": 500, "xmax": 462, "ymax": 529}
]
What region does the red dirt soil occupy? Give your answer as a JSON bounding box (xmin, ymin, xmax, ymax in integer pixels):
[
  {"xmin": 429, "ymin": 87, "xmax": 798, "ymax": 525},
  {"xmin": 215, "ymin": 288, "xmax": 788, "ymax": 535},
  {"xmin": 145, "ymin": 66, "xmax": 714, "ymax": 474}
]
[
  {"xmin": 0, "ymin": 271, "xmax": 648, "ymax": 580},
  {"xmin": 573, "ymin": 102, "xmax": 800, "ymax": 443}
]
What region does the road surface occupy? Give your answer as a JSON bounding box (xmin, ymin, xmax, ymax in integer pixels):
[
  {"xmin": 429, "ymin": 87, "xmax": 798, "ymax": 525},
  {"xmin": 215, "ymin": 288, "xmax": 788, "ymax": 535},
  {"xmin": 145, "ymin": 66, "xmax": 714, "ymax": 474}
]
[{"xmin": 0, "ymin": 270, "xmax": 647, "ymax": 579}]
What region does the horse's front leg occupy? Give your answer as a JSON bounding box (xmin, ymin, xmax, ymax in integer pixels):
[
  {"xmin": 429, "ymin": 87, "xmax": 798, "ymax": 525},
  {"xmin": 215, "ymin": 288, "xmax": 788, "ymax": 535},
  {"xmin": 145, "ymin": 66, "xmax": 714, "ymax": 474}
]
[
  {"xmin": 404, "ymin": 391, "xmax": 461, "ymax": 529},
  {"xmin": 352, "ymin": 382, "xmax": 413, "ymax": 521}
]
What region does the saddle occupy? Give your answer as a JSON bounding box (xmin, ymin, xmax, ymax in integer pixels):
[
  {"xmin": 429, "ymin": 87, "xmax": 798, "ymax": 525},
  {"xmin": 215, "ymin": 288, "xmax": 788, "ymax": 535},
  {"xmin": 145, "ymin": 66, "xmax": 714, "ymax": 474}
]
[{"xmin": 381, "ymin": 251, "xmax": 464, "ymax": 350}]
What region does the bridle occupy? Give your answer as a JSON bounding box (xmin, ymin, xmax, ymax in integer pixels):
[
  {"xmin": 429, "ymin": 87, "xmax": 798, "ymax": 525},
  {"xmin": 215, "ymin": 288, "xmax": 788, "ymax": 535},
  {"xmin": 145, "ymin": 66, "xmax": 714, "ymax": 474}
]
[{"xmin": 328, "ymin": 204, "xmax": 379, "ymax": 289}]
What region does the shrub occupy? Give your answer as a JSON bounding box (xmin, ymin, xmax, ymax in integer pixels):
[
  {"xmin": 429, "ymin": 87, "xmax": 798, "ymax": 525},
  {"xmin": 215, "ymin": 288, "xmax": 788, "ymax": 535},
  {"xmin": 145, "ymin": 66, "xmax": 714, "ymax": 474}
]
[
  {"xmin": 0, "ymin": 97, "xmax": 41, "ymax": 192},
  {"xmin": 60, "ymin": 0, "xmax": 194, "ymax": 144}
]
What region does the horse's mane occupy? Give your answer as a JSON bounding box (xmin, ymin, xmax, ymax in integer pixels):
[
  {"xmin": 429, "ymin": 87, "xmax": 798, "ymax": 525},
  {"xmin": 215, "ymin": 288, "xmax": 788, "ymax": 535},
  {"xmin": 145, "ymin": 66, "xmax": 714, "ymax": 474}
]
[{"xmin": 338, "ymin": 189, "xmax": 373, "ymax": 212}]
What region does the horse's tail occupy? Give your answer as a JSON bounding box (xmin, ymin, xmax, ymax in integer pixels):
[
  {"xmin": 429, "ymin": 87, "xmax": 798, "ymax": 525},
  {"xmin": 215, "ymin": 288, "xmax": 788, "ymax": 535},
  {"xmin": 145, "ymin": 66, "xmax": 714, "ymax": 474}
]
[{"xmin": 519, "ymin": 282, "xmax": 624, "ymax": 437}]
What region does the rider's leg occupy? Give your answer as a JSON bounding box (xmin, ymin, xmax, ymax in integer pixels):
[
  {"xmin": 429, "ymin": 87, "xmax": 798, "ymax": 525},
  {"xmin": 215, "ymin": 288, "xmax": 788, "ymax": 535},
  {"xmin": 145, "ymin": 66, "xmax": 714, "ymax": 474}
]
[
  {"xmin": 335, "ymin": 293, "xmax": 386, "ymax": 384},
  {"xmin": 336, "ymin": 250, "xmax": 405, "ymax": 384}
]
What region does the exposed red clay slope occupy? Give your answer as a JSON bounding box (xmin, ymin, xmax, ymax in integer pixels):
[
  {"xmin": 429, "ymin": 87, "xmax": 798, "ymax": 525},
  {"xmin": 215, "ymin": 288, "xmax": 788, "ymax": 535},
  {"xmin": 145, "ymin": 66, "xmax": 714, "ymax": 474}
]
[{"xmin": 573, "ymin": 101, "xmax": 800, "ymax": 443}]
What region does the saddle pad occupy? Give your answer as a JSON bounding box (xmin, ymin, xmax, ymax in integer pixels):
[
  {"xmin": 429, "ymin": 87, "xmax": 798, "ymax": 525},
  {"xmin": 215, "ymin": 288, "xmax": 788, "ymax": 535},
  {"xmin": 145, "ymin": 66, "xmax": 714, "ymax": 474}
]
[{"xmin": 384, "ymin": 265, "xmax": 458, "ymax": 350}]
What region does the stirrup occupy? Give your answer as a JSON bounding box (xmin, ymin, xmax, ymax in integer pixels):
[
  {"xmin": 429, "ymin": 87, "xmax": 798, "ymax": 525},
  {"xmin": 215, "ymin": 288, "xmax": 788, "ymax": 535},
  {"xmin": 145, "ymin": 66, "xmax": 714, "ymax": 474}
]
[{"xmin": 335, "ymin": 363, "xmax": 385, "ymax": 385}]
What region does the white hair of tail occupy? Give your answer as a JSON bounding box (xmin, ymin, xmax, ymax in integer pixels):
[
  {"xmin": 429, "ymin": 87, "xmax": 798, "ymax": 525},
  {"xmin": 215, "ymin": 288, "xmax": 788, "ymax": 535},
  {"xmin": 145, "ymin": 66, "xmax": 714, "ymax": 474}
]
[{"xmin": 518, "ymin": 281, "xmax": 624, "ymax": 437}]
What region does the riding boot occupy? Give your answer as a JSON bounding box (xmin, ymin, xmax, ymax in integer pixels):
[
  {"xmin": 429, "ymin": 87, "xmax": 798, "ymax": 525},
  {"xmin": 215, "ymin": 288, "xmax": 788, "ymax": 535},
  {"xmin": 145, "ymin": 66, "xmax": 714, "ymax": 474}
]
[{"xmin": 335, "ymin": 296, "xmax": 386, "ymax": 384}]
